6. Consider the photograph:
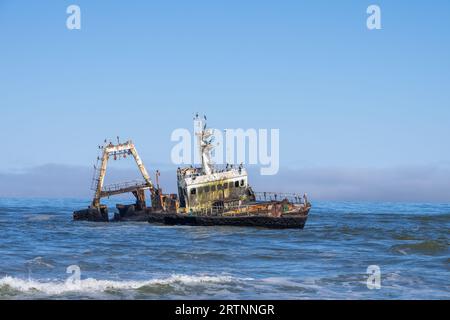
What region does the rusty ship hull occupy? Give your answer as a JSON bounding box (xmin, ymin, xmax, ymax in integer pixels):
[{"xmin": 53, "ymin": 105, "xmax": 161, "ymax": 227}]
[
  {"xmin": 111, "ymin": 202, "xmax": 311, "ymax": 229},
  {"xmin": 147, "ymin": 211, "xmax": 309, "ymax": 229}
]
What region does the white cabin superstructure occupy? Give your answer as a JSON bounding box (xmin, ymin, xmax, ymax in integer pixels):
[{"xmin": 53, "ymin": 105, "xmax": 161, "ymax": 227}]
[{"xmin": 177, "ymin": 115, "xmax": 255, "ymax": 213}]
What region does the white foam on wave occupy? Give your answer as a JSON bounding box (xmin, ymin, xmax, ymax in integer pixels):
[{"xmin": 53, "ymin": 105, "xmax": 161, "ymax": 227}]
[
  {"xmin": 0, "ymin": 274, "xmax": 246, "ymax": 295},
  {"xmin": 25, "ymin": 214, "xmax": 55, "ymax": 221}
]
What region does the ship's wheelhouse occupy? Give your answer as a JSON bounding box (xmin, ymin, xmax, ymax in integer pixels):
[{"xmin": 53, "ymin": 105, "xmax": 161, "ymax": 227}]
[
  {"xmin": 177, "ymin": 169, "xmax": 252, "ymax": 212},
  {"xmin": 175, "ymin": 115, "xmax": 254, "ymax": 213}
]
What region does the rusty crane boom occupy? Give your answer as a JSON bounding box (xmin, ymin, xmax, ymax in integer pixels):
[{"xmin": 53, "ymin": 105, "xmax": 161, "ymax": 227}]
[
  {"xmin": 91, "ymin": 140, "xmax": 154, "ymax": 208},
  {"xmin": 74, "ymin": 139, "xmax": 167, "ymax": 221}
]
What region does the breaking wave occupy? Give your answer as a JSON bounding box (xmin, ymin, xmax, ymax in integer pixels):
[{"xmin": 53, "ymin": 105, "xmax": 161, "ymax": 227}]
[{"xmin": 0, "ymin": 274, "xmax": 249, "ymax": 297}]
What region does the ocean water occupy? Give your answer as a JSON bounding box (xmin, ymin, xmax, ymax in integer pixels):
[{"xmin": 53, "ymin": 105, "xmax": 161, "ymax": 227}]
[{"xmin": 0, "ymin": 198, "xmax": 448, "ymax": 300}]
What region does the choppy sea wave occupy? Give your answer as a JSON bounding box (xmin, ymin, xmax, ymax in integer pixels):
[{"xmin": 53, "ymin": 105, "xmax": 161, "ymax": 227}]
[
  {"xmin": 0, "ymin": 198, "xmax": 448, "ymax": 299},
  {"xmin": 0, "ymin": 274, "xmax": 251, "ymax": 299}
]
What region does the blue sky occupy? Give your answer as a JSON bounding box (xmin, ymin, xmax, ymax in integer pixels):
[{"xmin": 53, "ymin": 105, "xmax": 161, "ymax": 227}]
[{"xmin": 1, "ymin": 1, "xmax": 450, "ymax": 200}]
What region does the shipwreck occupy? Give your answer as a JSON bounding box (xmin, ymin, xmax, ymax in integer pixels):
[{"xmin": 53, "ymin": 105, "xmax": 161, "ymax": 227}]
[{"xmin": 73, "ymin": 116, "xmax": 311, "ymax": 229}]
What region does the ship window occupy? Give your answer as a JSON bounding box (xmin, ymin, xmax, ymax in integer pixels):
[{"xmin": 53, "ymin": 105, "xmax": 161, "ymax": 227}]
[
  {"xmin": 240, "ymin": 180, "xmax": 245, "ymax": 187},
  {"xmin": 229, "ymin": 182, "xmax": 234, "ymax": 188},
  {"xmin": 211, "ymin": 185, "xmax": 216, "ymax": 192},
  {"xmin": 190, "ymin": 188, "xmax": 197, "ymax": 195},
  {"xmin": 204, "ymin": 186, "xmax": 210, "ymax": 193},
  {"xmin": 234, "ymin": 181, "xmax": 239, "ymax": 188},
  {"xmin": 223, "ymin": 183, "xmax": 228, "ymax": 189},
  {"xmin": 198, "ymin": 187, "xmax": 203, "ymax": 194},
  {"xmin": 217, "ymin": 184, "xmax": 222, "ymax": 190}
]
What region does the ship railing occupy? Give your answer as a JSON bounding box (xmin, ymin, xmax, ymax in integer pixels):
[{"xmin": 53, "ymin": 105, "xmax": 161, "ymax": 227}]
[
  {"xmin": 193, "ymin": 195, "xmax": 306, "ymax": 217},
  {"xmin": 254, "ymin": 192, "xmax": 306, "ymax": 204},
  {"xmin": 194, "ymin": 204, "xmax": 252, "ymax": 217},
  {"xmin": 102, "ymin": 180, "xmax": 149, "ymax": 193},
  {"xmin": 195, "ymin": 201, "xmax": 274, "ymax": 217}
]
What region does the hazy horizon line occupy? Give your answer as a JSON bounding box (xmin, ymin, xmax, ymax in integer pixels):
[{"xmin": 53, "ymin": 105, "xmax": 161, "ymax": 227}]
[{"xmin": 1, "ymin": 163, "xmax": 450, "ymax": 202}]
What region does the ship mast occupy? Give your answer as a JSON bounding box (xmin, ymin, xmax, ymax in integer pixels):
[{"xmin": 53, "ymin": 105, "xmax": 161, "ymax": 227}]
[{"xmin": 194, "ymin": 114, "xmax": 214, "ymax": 175}]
